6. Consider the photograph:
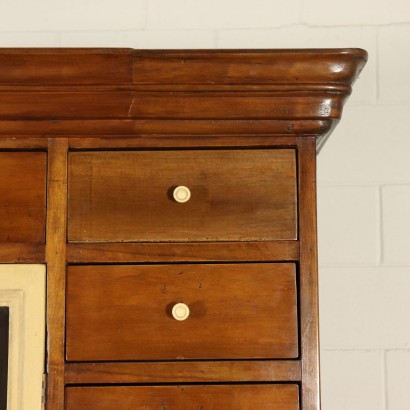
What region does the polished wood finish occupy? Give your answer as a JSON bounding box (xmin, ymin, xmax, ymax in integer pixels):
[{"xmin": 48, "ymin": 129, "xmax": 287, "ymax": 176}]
[
  {"xmin": 0, "ymin": 90, "xmax": 347, "ymax": 120},
  {"xmin": 0, "ymin": 120, "xmax": 330, "ymax": 138},
  {"xmin": 65, "ymin": 384, "xmax": 299, "ymax": 410},
  {"xmin": 133, "ymin": 49, "xmax": 363, "ymax": 86},
  {"xmin": 68, "ymin": 135, "xmax": 299, "ymax": 148},
  {"xmin": 0, "ymin": 243, "xmax": 45, "ymax": 263},
  {"xmin": 0, "ymin": 152, "xmax": 46, "ymax": 244},
  {"xmin": 298, "ymin": 137, "xmax": 321, "ymax": 409},
  {"xmin": 45, "ymin": 139, "xmax": 68, "ymax": 409},
  {"xmin": 0, "ymin": 48, "xmax": 363, "ymax": 86},
  {"xmin": 68, "ymin": 149, "xmax": 297, "ymax": 242},
  {"xmin": 0, "ymin": 49, "xmax": 367, "ymax": 150},
  {"xmin": 0, "ymin": 48, "xmax": 366, "ymax": 410},
  {"xmin": 127, "ymin": 92, "xmax": 345, "ymax": 120},
  {"xmin": 0, "ymin": 137, "xmax": 48, "ymax": 149},
  {"xmin": 66, "ymin": 241, "xmax": 299, "ymax": 263},
  {"xmin": 64, "ymin": 361, "xmax": 301, "ymax": 384},
  {"xmin": 66, "ymin": 263, "xmax": 298, "ymax": 361},
  {"xmin": 0, "ymin": 49, "xmax": 133, "ymax": 85}
]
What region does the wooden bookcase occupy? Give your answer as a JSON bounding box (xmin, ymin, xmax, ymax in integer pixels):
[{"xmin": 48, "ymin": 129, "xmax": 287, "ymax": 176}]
[{"xmin": 0, "ymin": 48, "xmax": 367, "ymax": 409}]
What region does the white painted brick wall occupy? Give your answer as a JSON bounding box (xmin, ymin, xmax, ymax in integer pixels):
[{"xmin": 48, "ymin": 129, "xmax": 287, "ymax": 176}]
[
  {"xmin": 59, "ymin": 30, "xmax": 217, "ymax": 48},
  {"xmin": 0, "ymin": 32, "xmax": 60, "ymax": 47},
  {"xmin": 0, "ymin": 0, "xmax": 147, "ymax": 31},
  {"xmin": 386, "ymin": 350, "xmax": 410, "ymax": 409},
  {"xmin": 303, "ymin": 0, "xmax": 410, "ymax": 25},
  {"xmin": 379, "ymin": 26, "xmax": 410, "ymax": 103},
  {"xmin": 321, "ymin": 350, "xmax": 385, "ymax": 410},
  {"xmin": 318, "ymin": 105, "xmax": 410, "ymax": 184},
  {"xmin": 317, "ymin": 186, "xmax": 380, "ymax": 266},
  {"xmin": 319, "ymin": 268, "xmax": 410, "ymax": 348},
  {"xmin": 146, "ymin": 0, "xmax": 302, "ymax": 29},
  {"xmin": 382, "ymin": 185, "xmax": 410, "ymax": 265},
  {"xmin": 1, "ymin": 0, "xmax": 409, "ymax": 408}
]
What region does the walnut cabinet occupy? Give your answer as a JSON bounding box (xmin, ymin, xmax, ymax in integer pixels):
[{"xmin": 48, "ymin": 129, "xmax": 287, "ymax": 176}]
[{"xmin": 0, "ymin": 48, "xmax": 367, "ymax": 409}]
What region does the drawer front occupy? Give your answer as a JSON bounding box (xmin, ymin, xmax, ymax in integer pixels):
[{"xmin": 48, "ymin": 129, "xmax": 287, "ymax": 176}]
[
  {"xmin": 0, "ymin": 152, "xmax": 46, "ymax": 243},
  {"xmin": 66, "ymin": 384, "xmax": 299, "ymax": 410},
  {"xmin": 68, "ymin": 149, "xmax": 297, "ymax": 242},
  {"xmin": 66, "ymin": 263, "xmax": 298, "ymax": 361}
]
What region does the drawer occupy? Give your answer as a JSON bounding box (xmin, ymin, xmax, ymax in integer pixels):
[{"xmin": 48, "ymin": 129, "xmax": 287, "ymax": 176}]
[
  {"xmin": 67, "ymin": 149, "xmax": 297, "ymax": 242},
  {"xmin": 66, "ymin": 384, "xmax": 300, "ymax": 410},
  {"xmin": 0, "ymin": 152, "xmax": 46, "ymax": 243},
  {"xmin": 66, "ymin": 263, "xmax": 298, "ymax": 361}
]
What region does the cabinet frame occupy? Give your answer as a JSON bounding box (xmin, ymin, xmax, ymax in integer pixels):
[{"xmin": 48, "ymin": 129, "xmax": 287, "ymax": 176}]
[{"xmin": 0, "ymin": 48, "xmax": 367, "ymax": 410}]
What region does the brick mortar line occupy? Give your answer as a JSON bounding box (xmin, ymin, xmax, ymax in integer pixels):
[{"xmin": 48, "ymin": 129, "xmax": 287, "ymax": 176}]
[
  {"xmin": 376, "ymin": 27, "xmax": 381, "ymax": 101},
  {"xmin": 319, "ymin": 265, "xmax": 410, "ymax": 268},
  {"xmin": 2, "ymin": 21, "xmax": 410, "ymax": 34},
  {"xmin": 382, "ymin": 349, "xmax": 388, "ymax": 410},
  {"xmin": 318, "ymin": 183, "xmax": 410, "ymax": 187},
  {"xmin": 378, "ymin": 185, "xmax": 384, "ymax": 265},
  {"xmin": 322, "ymin": 348, "xmax": 383, "ymax": 350}
]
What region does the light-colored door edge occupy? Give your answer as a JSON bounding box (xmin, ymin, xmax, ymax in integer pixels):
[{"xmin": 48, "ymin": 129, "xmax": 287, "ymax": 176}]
[{"xmin": 0, "ymin": 264, "xmax": 46, "ymax": 410}]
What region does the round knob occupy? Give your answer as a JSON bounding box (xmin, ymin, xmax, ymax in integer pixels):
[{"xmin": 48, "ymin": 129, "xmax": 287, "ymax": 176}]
[
  {"xmin": 173, "ymin": 186, "xmax": 191, "ymax": 203},
  {"xmin": 172, "ymin": 303, "xmax": 190, "ymax": 321}
]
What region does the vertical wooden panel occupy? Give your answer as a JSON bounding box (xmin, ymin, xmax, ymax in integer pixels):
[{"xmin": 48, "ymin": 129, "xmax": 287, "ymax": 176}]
[
  {"xmin": 45, "ymin": 138, "xmax": 68, "ymax": 410},
  {"xmin": 0, "ymin": 152, "xmax": 46, "ymax": 243},
  {"xmin": 297, "ymin": 136, "xmax": 321, "ymax": 410}
]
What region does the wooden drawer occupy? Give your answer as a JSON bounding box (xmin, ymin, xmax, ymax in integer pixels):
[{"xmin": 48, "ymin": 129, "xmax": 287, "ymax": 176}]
[
  {"xmin": 0, "ymin": 152, "xmax": 46, "ymax": 243},
  {"xmin": 66, "ymin": 263, "xmax": 298, "ymax": 361},
  {"xmin": 67, "ymin": 149, "xmax": 297, "ymax": 243},
  {"xmin": 65, "ymin": 384, "xmax": 300, "ymax": 410}
]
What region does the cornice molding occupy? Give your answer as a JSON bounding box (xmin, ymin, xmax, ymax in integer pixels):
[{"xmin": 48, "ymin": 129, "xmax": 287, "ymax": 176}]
[{"xmin": 0, "ymin": 48, "xmax": 367, "ymax": 148}]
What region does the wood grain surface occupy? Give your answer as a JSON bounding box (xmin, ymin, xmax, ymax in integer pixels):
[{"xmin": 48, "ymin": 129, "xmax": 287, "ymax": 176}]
[
  {"xmin": 64, "ymin": 361, "xmax": 301, "ymax": 384},
  {"xmin": 0, "ymin": 49, "xmax": 367, "ymax": 144},
  {"xmin": 0, "ymin": 49, "xmax": 133, "ymax": 85},
  {"xmin": 66, "ymin": 263, "xmax": 298, "ymax": 361},
  {"xmin": 68, "ymin": 149, "xmax": 297, "ymax": 243},
  {"xmin": 0, "ymin": 243, "xmax": 44, "ymax": 263},
  {"xmin": 0, "ymin": 48, "xmax": 366, "ymax": 87},
  {"xmin": 0, "ymin": 119, "xmax": 331, "ymax": 137},
  {"xmin": 65, "ymin": 384, "xmax": 300, "ymax": 410},
  {"xmin": 45, "ymin": 139, "xmax": 68, "ymax": 410},
  {"xmin": 0, "ymin": 152, "xmax": 46, "ymax": 243},
  {"xmin": 66, "ymin": 241, "xmax": 299, "ymax": 263},
  {"xmin": 0, "ymin": 49, "xmax": 367, "ymax": 409},
  {"xmin": 298, "ymin": 137, "xmax": 321, "ymax": 410}
]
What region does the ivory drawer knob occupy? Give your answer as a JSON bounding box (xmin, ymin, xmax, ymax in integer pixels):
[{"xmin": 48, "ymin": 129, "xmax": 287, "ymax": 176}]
[
  {"xmin": 172, "ymin": 303, "xmax": 190, "ymax": 321},
  {"xmin": 173, "ymin": 186, "xmax": 191, "ymax": 203}
]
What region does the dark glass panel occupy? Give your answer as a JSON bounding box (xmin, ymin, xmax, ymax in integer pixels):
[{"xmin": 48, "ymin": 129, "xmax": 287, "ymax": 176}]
[{"xmin": 0, "ymin": 307, "xmax": 9, "ymax": 410}]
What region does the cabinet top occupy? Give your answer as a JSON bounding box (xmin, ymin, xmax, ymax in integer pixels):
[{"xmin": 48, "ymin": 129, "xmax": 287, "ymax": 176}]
[
  {"xmin": 0, "ymin": 48, "xmax": 366, "ymax": 86},
  {"xmin": 0, "ymin": 48, "xmax": 367, "ymax": 148}
]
